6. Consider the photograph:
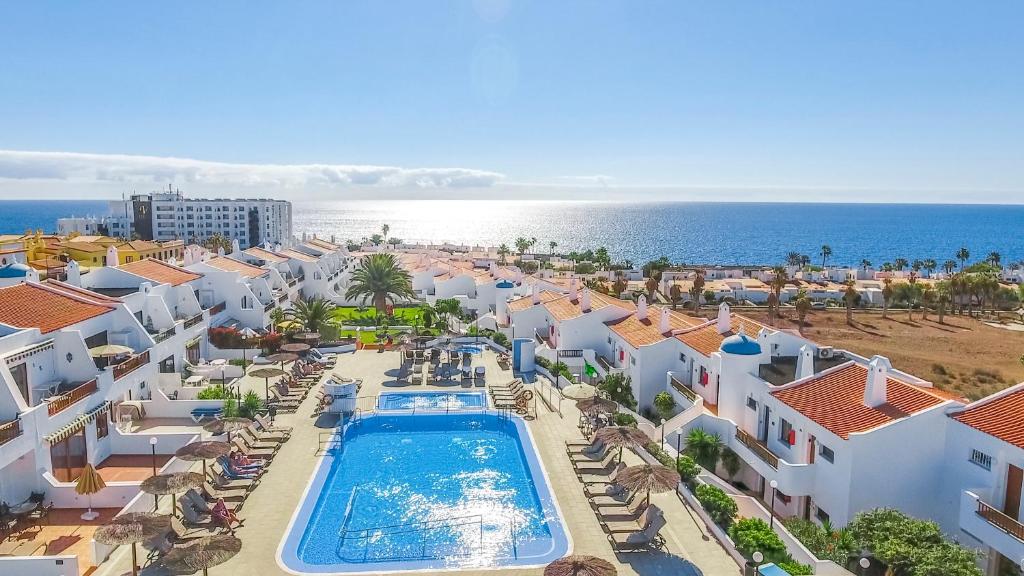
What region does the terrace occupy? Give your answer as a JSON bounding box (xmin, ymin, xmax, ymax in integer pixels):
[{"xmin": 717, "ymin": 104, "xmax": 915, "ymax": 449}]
[{"xmin": 758, "ymin": 353, "xmax": 849, "ymax": 386}]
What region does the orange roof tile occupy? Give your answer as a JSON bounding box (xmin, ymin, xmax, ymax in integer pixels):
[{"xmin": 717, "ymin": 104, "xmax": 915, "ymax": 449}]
[
  {"xmin": 676, "ymin": 314, "xmax": 773, "ymax": 356},
  {"xmin": 278, "ymin": 249, "xmax": 317, "ymax": 263},
  {"xmin": 243, "ymin": 247, "xmax": 288, "ymax": 264},
  {"xmin": 204, "ymin": 256, "xmax": 268, "ymax": 278},
  {"xmin": 606, "ymin": 308, "xmax": 704, "ymax": 348},
  {"xmin": 952, "ymin": 386, "xmax": 1024, "ymax": 449},
  {"xmin": 120, "ymin": 240, "xmax": 160, "ymax": 252},
  {"xmin": 120, "ymin": 258, "xmax": 202, "ymax": 286},
  {"xmin": 0, "ymin": 283, "xmax": 114, "ymax": 333},
  {"xmin": 307, "ymin": 238, "xmax": 340, "ymax": 251},
  {"xmin": 508, "ymin": 290, "xmax": 564, "ymax": 312},
  {"xmin": 544, "ymin": 291, "xmax": 635, "ymax": 322},
  {"xmin": 771, "ymin": 363, "xmax": 952, "ymax": 439}
]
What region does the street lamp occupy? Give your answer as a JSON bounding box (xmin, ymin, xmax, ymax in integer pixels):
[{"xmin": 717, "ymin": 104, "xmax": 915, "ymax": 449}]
[
  {"xmin": 660, "ymin": 418, "xmax": 666, "ymax": 445},
  {"xmin": 149, "ymin": 437, "xmax": 159, "ymax": 510},
  {"xmin": 859, "ymin": 557, "xmax": 871, "ymax": 575},
  {"xmin": 751, "ymin": 551, "xmax": 764, "ymax": 575},
  {"xmin": 768, "ymin": 479, "xmax": 778, "ymax": 529}
]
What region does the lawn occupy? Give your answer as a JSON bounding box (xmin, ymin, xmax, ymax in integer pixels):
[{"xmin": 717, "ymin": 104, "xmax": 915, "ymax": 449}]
[
  {"xmin": 332, "ymin": 306, "xmax": 423, "ymax": 324},
  {"xmin": 337, "ymin": 329, "xmax": 408, "ymax": 344},
  {"xmin": 742, "ymin": 308, "xmax": 1024, "ymax": 400}
]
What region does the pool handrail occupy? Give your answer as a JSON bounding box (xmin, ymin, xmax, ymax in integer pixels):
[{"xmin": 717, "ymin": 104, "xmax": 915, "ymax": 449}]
[{"xmin": 336, "ymin": 513, "xmax": 486, "ymax": 562}]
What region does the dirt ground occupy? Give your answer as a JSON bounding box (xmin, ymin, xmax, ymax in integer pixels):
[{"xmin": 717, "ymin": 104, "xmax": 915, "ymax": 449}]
[{"xmin": 742, "ymin": 308, "xmax": 1024, "ymax": 400}]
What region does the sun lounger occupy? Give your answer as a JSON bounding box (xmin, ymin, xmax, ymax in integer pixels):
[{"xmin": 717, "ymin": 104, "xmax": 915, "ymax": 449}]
[
  {"xmin": 209, "ymin": 467, "xmax": 259, "ymax": 492},
  {"xmin": 571, "ymin": 443, "xmax": 609, "ymax": 462},
  {"xmin": 187, "ymin": 488, "xmax": 242, "ymax": 514},
  {"xmin": 594, "ymin": 496, "xmax": 647, "ymax": 520},
  {"xmin": 584, "ymin": 481, "xmax": 626, "ymax": 499},
  {"xmin": 583, "ymin": 462, "xmax": 627, "ymax": 486},
  {"xmin": 238, "ymin": 428, "xmax": 282, "ymax": 449},
  {"xmin": 178, "ymin": 496, "xmax": 215, "ymax": 529},
  {"xmin": 232, "ymin": 438, "xmax": 275, "ymax": 460},
  {"xmin": 203, "ymin": 482, "xmax": 247, "ymax": 503},
  {"xmin": 247, "ymin": 423, "xmax": 288, "ymax": 443},
  {"xmin": 601, "ymin": 505, "xmax": 663, "ymax": 534},
  {"xmin": 573, "ymin": 451, "xmax": 616, "ymax": 473},
  {"xmin": 607, "ymin": 514, "xmax": 667, "ymax": 550},
  {"xmin": 567, "ymin": 438, "xmax": 603, "ymax": 455},
  {"xmin": 589, "ymin": 488, "xmax": 635, "ymax": 509},
  {"xmin": 255, "ymin": 414, "xmax": 291, "ymax": 435}
]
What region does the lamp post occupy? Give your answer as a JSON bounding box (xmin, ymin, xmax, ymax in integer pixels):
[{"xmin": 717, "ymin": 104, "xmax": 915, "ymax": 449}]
[
  {"xmin": 768, "ymin": 479, "xmax": 778, "ymax": 529},
  {"xmin": 660, "ymin": 418, "xmax": 666, "ymax": 445},
  {"xmin": 149, "ymin": 437, "xmax": 158, "ymax": 510},
  {"xmin": 751, "ymin": 551, "xmax": 764, "ymax": 576},
  {"xmin": 859, "ymin": 557, "xmax": 871, "ymax": 575},
  {"xmin": 675, "ymin": 430, "xmax": 682, "ymax": 469}
]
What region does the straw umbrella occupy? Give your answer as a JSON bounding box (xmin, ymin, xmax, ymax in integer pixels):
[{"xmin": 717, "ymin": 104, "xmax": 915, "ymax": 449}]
[
  {"xmin": 250, "ymin": 367, "xmax": 286, "ymax": 403},
  {"xmin": 76, "ymin": 463, "xmax": 106, "ymax": 520},
  {"xmin": 88, "ymin": 344, "xmax": 134, "ymax": 358},
  {"xmin": 594, "ymin": 426, "xmax": 650, "ymax": 464},
  {"xmin": 160, "ymin": 534, "xmax": 242, "ymax": 576},
  {"xmin": 544, "ymin": 555, "xmax": 617, "ymax": 576},
  {"xmin": 202, "ymin": 417, "xmax": 253, "ymax": 443},
  {"xmin": 94, "ymin": 512, "xmax": 171, "ymax": 576},
  {"xmin": 575, "ymin": 397, "xmax": 617, "ymax": 415},
  {"xmin": 617, "ymin": 464, "xmax": 681, "ymax": 506},
  {"xmin": 175, "ymin": 441, "xmax": 231, "ymax": 477},
  {"xmin": 141, "ymin": 472, "xmax": 204, "ymax": 517},
  {"xmin": 266, "ymin": 352, "xmax": 298, "ymax": 370},
  {"xmin": 279, "ymin": 342, "xmax": 310, "ymax": 354}
]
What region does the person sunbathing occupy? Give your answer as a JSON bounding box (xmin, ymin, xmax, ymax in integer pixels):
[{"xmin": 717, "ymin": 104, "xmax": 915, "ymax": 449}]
[
  {"xmin": 211, "ymin": 498, "xmax": 243, "ymax": 533},
  {"xmin": 229, "ymin": 450, "xmax": 264, "ymax": 470}
]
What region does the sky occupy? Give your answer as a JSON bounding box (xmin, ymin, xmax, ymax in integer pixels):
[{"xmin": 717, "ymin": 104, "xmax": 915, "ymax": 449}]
[{"xmin": 0, "ymin": 1, "xmax": 1022, "ymax": 203}]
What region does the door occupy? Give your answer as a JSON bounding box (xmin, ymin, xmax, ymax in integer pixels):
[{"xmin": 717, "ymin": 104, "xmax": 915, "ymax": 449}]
[
  {"xmin": 50, "ymin": 427, "xmax": 88, "ymax": 482},
  {"xmin": 807, "ymin": 434, "xmax": 817, "ymax": 464},
  {"xmin": 1005, "ymin": 464, "xmax": 1023, "ymax": 521},
  {"xmin": 760, "ymin": 406, "xmax": 771, "ymax": 443},
  {"xmin": 10, "ymin": 362, "xmax": 28, "ymax": 404}
]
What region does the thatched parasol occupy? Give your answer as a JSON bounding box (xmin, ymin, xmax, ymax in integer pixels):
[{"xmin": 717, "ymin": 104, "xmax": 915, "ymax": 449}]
[
  {"xmin": 160, "ymin": 534, "xmax": 242, "ymax": 576},
  {"xmin": 575, "ymin": 397, "xmax": 617, "ymax": 415},
  {"xmin": 617, "ymin": 464, "xmax": 681, "ymax": 506},
  {"xmin": 250, "ymin": 366, "xmax": 287, "ymax": 403},
  {"xmin": 94, "ymin": 512, "xmax": 171, "ymax": 576},
  {"xmin": 544, "ymin": 555, "xmax": 617, "ymax": 576},
  {"xmin": 279, "ymin": 342, "xmax": 310, "ymax": 354},
  {"xmin": 175, "ymin": 441, "xmax": 231, "ymax": 477},
  {"xmin": 594, "ymin": 426, "xmax": 650, "ymax": 464},
  {"xmin": 76, "ymin": 463, "xmax": 106, "ymax": 520},
  {"xmin": 266, "ymin": 352, "xmax": 298, "ymax": 369},
  {"xmin": 141, "ymin": 472, "xmax": 204, "ymax": 517},
  {"xmin": 88, "ymin": 344, "xmax": 134, "ymax": 358},
  {"xmin": 203, "ymin": 418, "xmax": 253, "ymax": 442}
]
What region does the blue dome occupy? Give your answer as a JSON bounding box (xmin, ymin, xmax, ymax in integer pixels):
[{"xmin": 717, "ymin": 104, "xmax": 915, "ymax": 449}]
[
  {"xmin": 720, "ymin": 333, "xmax": 761, "ymax": 355},
  {"xmin": 496, "ymin": 280, "xmax": 515, "ymax": 289},
  {"xmin": 0, "ymin": 263, "xmax": 30, "ymax": 278}
]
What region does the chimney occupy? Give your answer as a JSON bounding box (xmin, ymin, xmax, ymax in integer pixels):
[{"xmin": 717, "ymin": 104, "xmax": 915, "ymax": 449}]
[
  {"xmin": 581, "ymin": 288, "xmax": 592, "ymax": 312},
  {"xmin": 231, "ymin": 239, "xmax": 241, "ymax": 254},
  {"xmin": 65, "ymin": 260, "xmax": 81, "ymax": 286},
  {"xmin": 717, "ymin": 302, "xmax": 731, "ymax": 334},
  {"xmin": 183, "ymin": 249, "xmax": 194, "ymax": 266},
  {"xmin": 569, "ymin": 276, "xmax": 577, "ymax": 292},
  {"xmin": 572, "ymin": 280, "xmax": 580, "ymax": 302},
  {"xmin": 864, "ymin": 356, "xmax": 891, "ymax": 408},
  {"xmin": 659, "ymin": 307, "xmax": 671, "ymax": 333},
  {"xmin": 216, "ymin": 246, "xmax": 225, "ymax": 256},
  {"xmin": 636, "ymin": 294, "xmax": 648, "ymax": 320},
  {"xmin": 796, "ymin": 344, "xmax": 815, "ymax": 380},
  {"xmin": 106, "ymin": 246, "xmax": 119, "ymax": 267},
  {"xmin": 532, "ymin": 283, "xmax": 540, "ymax": 305},
  {"xmin": 489, "ymin": 262, "xmax": 497, "ymax": 276}
]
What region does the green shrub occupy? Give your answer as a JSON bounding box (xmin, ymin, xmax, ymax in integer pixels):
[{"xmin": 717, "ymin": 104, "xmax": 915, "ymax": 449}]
[
  {"xmin": 729, "ymin": 517, "xmax": 786, "ymax": 560},
  {"xmin": 598, "ymin": 373, "xmax": 637, "ymax": 410},
  {"xmin": 676, "ymin": 455, "xmax": 700, "ymax": 485},
  {"xmin": 535, "ymin": 356, "xmax": 552, "ymax": 370},
  {"xmin": 238, "ymin": 391, "xmax": 264, "ymax": 419},
  {"xmin": 197, "ymin": 385, "xmax": 230, "ymax": 400},
  {"xmin": 491, "ymin": 332, "xmax": 510, "ymax": 349},
  {"xmin": 653, "ymin": 391, "xmax": 676, "ymax": 420},
  {"xmin": 847, "ymin": 508, "xmax": 981, "ymax": 576},
  {"xmin": 644, "ymin": 441, "xmax": 675, "ymax": 468},
  {"xmin": 781, "ymin": 518, "xmax": 853, "ymax": 565},
  {"xmin": 694, "ymin": 483, "xmax": 738, "ymax": 528},
  {"xmin": 613, "ymin": 412, "xmax": 637, "ymax": 427},
  {"xmin": 776, "ymin": 560, "xmax": 813, "ymax": 575}
]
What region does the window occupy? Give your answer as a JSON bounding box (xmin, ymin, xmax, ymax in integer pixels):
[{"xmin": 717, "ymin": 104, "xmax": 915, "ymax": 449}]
[
  {"xmin": 630, "ymin": 356, "xmax": 636, "ymax": 366},
  {"xmin": 819, "ymin": 444, "xmax": 835, "ymax": 463},
  {"xmin": 241, "ymin": 295, "xmax": 252, "ymax": 309},
  {"xmin": 969, "ymin": 449, "xmax": 992, "ymax": 470},
  {"xmin": 815, "ymin": 506, "xmax": 830, "ymax": 524},
  {"xmin": 679, "ymin": 352, "xmax": 687, "ymax": 363},
  {"xmin": 96, "ymin": 414, "xmax": 109, "ymax": 439},
  {"xmin": 776, "ymin": 490, "xmax": 792, "ymax": 505},
  {"xmin": 779, "ymin": 418, "xmax": 795, "ymax": 446},
  {"xmin": 746, "ymin": 396, "xmax": 758, "ymax": 411}
]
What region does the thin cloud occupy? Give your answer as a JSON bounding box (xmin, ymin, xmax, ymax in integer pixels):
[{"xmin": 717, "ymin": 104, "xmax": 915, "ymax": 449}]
[
  {"xmin": 556, "ymin": 174, "xmax": 614, "ymax": 186},
  {"xmin": 0, "ymin": 150, "xmax": 505, "ymax": 189}
]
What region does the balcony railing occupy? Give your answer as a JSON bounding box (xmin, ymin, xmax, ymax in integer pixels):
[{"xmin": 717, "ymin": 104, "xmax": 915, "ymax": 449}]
[
  {"xmin": 113, "ymin": 350, "xmax": 150, "ymax": 381},
  {"xmin": 277, "ymin": 293, "xmax": 288, "ymax": 303},
  {"xmin": 0, "ymin": 418, "xmax": 22, "ymax": 446},
  {"xmin": 48, "ymin": 379, "xmax": 98, "ymax": 416},
  {"xmin": 736, "ymin": 427, "xmax": 779, "ymax": 470},
  {"xmin": 152, "ymin": 326, "xmax": 177, "ymax": 343},
  {"xmin": 287, "ymin": 278, "xmax": 297, "ymax": 287},
  {"xmin": 978, "ymin": 499, "xmax": 1024, "ymax": 543},
  {"xmin": 596, "ymin": 355, "xmax": 615, "ymax": 372},
  {"xmin": 670, "ymin": 375, "xmax": 698, "ymax": 403},
  {"xmin": 264, "ymin": 301, "xmax": 275, "ymax": 312},
  {"xmin": 557, "ymin": 349, "xmax": 584, "ymax": 358},
  {"xmin": 209, "ymin": 301, "xmax": 226, "ymax": 316},
  {"xmin": 183, "ymin": 312, "xmax": 204, "ymax": 329}
]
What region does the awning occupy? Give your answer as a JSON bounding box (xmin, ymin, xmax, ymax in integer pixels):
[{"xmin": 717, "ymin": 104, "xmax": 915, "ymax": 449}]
[{"xmin": 44, "ymin": 401, "xmax": 111, "ymax": 444}]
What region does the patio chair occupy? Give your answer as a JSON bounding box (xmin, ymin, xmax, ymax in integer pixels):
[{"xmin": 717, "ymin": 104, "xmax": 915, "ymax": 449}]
[
  {"xmin": 202, "ymin": 482, "xmax": 247, "ymax": 503},
  {"xmin": 255, "ymin": 414, "xmax": 291, "ymax": 436},
  {"xmin": 247, "ymin": 423, "xmax": 288, "ymax": 443},
  {"xmin": 588, "ymin": 487, "xmax": 635, "ymax": 509},
  {"xmin": 188, "ymin": 488, "xmax": 241, "ymax": 514},
  {"xmin": 607, "ymin": 513, "xmax": 667, "ymax": 551},
  {"xmin": 209, "ymin": 466, "xmax": 259, "ymax": 492},
  {"xmin": 584, "ymin": 479, "xmax": 626, "ymax": 499},
  {"xmin": 573, "ymin": 449, "xmax": 617, "ymax": 473},
  {"xmin": 594, "ymin": 495, "xmax": 648, "ymax": 520},
  {"xmin": 601, "ymin": 504, "xmax": 663, "ymax": 534},
  {"xmin": 237, "ymin": 428, "xmax": 282, "ymax": 450},
  {"xmin": 582, "ymin": 462, "xmax": 627, "ymax": 486},
  {"xmin": 232, "ymin": 438, "xmax": 275, "ymax": 461},
  {"xmin": 566, "ymin": 438, "xmax": 603, "ymax": 455}
]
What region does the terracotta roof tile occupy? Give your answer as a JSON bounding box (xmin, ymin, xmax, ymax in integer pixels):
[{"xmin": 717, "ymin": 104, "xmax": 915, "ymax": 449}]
[
  {"xmin": 307, "ymin": 238, "xmax": 340, "ymax": 251},
  {"xmin": 278, "ymin": 249, "xmax": 317, "ymax": 263},
  {"xmin": 675, "ymin": 314, "xmax": 773, "ymax": 356},
  {"xmin": 508, "ymin": 290, "xmax": 564, "ymax": 312},
  {"xmin": 771, "ymin": 363, "xmax": 952, "ymax": 439},
  {"xmin": 119, "ymin": 258, "xmax": 202, "ymax": 286},
  {"xmin": 0, "ymin": 283, "xmax": 114, "ymax": 333},
  {"xmin": 952, "ymin": 386, "xmax": 1024, "ymax": 449},
  {"xmin": 47, "ymin": 281, "xmax": 123, "ymax": 303},
  {"xmin": 204, "ymin": 256, "xmax": 268, "ymax": 278},
  {"xmin": 606, "ymin": 308, "xmax": 705, "ymax": 348},
  {"xmin": 243, "ymin": 247, "xmax": 288, "ymax": 264},
  {"xmin": 544, "ymin": 291, "xmax": 635, "ymax": 321}
]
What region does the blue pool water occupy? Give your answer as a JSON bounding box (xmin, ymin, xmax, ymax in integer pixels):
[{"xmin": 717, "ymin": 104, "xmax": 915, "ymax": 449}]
[
  {"xmin": 454, "ymin": 345, "xmax": 484, "ymax": 355},
  {"xmin": 377, "ymin": 391, "xmax": 485, "ymax": 411},
  {"xmin": 279, "ymin": 413, "xmax": 568, "ymax": 573}
]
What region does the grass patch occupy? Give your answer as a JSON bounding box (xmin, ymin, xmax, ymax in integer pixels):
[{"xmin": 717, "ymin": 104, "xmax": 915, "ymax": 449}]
[{"xmin": 332, "ymin": 306, "xmax": 424, "ymax": 324}]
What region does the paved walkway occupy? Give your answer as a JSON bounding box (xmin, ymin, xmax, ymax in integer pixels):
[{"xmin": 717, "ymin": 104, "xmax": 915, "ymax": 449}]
[{"xmin": 95, "ymin": 350, "xmax": 737, "ymax": 576}]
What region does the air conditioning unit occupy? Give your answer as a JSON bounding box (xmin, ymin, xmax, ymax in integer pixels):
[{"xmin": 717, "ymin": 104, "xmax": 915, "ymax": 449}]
[{"xmin": 818, "ymin": 346, "xmax": 834, "ymax": 359}]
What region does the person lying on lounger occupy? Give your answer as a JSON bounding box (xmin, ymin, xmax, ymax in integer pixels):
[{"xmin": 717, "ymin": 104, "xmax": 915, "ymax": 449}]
[{"xmin": 211, "ymin": 498, "xmax": 243, "ymax": 533}]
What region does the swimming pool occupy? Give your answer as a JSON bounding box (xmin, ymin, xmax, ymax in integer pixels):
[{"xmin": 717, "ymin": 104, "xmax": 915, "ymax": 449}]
[
  {"xmin": 453, "ymin": 345, "xmax": 484, "ymax": 355},
  {"xmin": 279, "ymin": 413, "xmax": 569, "ymax": 573},
  {"xmin": 377, "ymin": 391, "xmax": 485, "ymax": 411}
]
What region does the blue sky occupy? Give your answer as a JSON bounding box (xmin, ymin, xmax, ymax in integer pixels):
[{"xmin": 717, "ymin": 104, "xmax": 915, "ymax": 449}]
[{"xmin": 0, "ymin": 1, "xmax": 1022, "ymax": 202}]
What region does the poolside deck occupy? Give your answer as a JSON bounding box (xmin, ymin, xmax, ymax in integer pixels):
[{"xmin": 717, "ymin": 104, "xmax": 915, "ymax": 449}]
[
  {"xmin": 94, "ymin": 349, "xmax": 737, "ymax": 576},
  {"xmin": 0, "ymin": 507, "xmax": 121, "ymax": 576},
  {"xmin": 95, "ymin": 454, "xmax": 173, "ymax": 482}
]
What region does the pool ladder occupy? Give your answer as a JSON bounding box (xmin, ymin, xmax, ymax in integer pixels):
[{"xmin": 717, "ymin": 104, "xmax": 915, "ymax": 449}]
[{"xmin": 336, "ymin": 513, "xmax": 486, "ymax": 562}]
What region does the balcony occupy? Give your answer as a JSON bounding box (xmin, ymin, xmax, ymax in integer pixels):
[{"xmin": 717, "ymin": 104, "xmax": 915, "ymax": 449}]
[
  {"xmin": 0, "ymin": 418, "xmax": 22, "ymax": 446},
  {"xmin": 287, "ymin": 278, "xmax": 297, "ymax": 287},
  {"xmin": 736, "ymin": 428, "xmax": 779, "ymax": 469},
  {"xmin": 979, "ymin": 499, "xmax": 1024, "ymax": 542},
  {"xmin": 209, "ymin": 301, "xmax": 226, "ymax": 316},
  {"xmin": 264, "ymin": 300, "xmax": 275, "ymax": 312},
  {"xmin": 48, "ymin": 379, "xmax": 98, "ymax": 416},
  {"xmin": 152, "ymin": 326, "xmax": 177, "ymax": 343},
  {"xmin": 277, "ymin": 293, "xmax": 288, "ymax": 304},
  {"xmin": 112, "ymin": 350, "xmax": 150, "ymax": 381},
  {"xmin": 961, "ymin": 491, "xmax": 1024, "ymax": 562},
  {"xmin": 670, "ymin": 375, "xmax": 698, "ymax": 403},
  {"xmin": 183, "ymin": 312, "xmax": 205, "ymax": 329}
]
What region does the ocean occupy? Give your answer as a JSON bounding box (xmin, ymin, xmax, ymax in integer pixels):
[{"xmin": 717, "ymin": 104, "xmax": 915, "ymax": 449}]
[{"xmin": 3, "ymin": 199, "xmax": 1022, "ymax": 267}]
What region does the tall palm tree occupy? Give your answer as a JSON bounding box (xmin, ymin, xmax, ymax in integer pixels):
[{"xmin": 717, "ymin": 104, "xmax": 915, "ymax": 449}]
[
  {"xmin": 895, "ymin": 282, "xmax": 923, "ymax": 321},
  {"xmin": 381, "ymin": 223, "xmax": 390, "ymax": 245},
  {"xmin": 956, "ymin": 247, "xmax": 970, "ymax": 269},
  {"xmin": 549, "ymin": 241, "xmax": 557, "ymax": 254},
  {"xmin": 769, "ymin": 266, "xmax": 788, "ymax": 323},
  {"xmin": 684, "ymin": 428, "xmax": 722, "ymax": 471},
  {"xmin": 286, "ymin": 296, "xmax": 337, "ymax": 332},
  {"xmin": 497, "ymin": 244, "xmax": 510, "ymax": 265},
  {"xmin": 669, "ymin": 284, "xmax": 683, "ymax": 309},
  {"xmin": 843, "ymin": 281, "xmax": 859, "ymax": 325},
  {"xmin": 911, "ymin": 260, "xmax": 923, "ymax": 273},
  {"xmin": 204, "ymin": 233, "xmax": 232, "ymax": 254},
  {"xmin": 514, "ymin": 237, "xmax": 530, "ymax": 256},
  {"xmin": 690, "ymin": 271, "xmax": 706, "ymax": 316},
  {"xmin": 893, "ymin": 258, "xmax": 908, "ymax": 271},
  {"xmin": 795, "ymin": 290, "xmax": 811, "ymax": 333},
  {"xmin": 936, "ymin": 282, "xmax": 951, "ymax": 324},
  {"xmin": 820, "ymin": 245, "xmax": 832, "ymax": 269},
  {"xmin": 943, "ymin": 259, "xmax": 957, "ymax": 276},
  {"xmin": 644, "ymin": 277, "xmax": 659, "ymax": 301},
  {"xmin": 921, "ymin": 285, "xmax": 936, "ymax": 321},
  {"xmin": 881, "ymin": 278, "xmax": 894, "ymax": 319},
  {"xmin": 923, "ymin": 259, "xmax": 937, "ymax": 277},
  {"xmin": 800, "ymin": 254, "xmax": 811, "ymax": 268},
  {"xmin": 987, "ymin": 251, "xmax": 1002, "ymax": 267},
  {"xmin": 860, "ymin": 259, "xmax": 872, "ymax": 271},
  {"xmin": 344, "ymin": 253, "xmax": 416, "ymax": 313},
  {"xmin": 786, "ymin": 252, "xmax": 802, "ymax": 267}
]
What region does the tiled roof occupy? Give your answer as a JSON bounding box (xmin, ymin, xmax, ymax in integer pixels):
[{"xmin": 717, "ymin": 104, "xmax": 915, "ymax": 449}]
[
  {"xmin": 61, "ymin": 241, "xmax": 107, "ymax": 253},
  {"xmin": 952, "ymin": 386, "xmax": 1024, "ymax": 449},
  {"xmin": 606, "ymin": 308, "xmax": 704, "ymax": 348},
  {"xmin": 771, "ymin": 363, "xmax": 952, "ymax": 439},
  {"xmin": 120, "ymin": 258, "xmax": 202, "ymax": 286},
  {"xmin": 243, "ymin": 247, "xmax": 288, "ymax": 264},
  {"xmin": 508, "ymin": 290, "xmax": 564, "ymax": 312},
  {"xmin": 544, "ymin": 291, "xmax": 635, "ymax": 321},
  {"xmin": 47, "ymin": 281, "xmax": 123, "ymax": 303},
  {"xmin": 307, "ymin": 238, "xmax": 340, "ymax": 251},
  {"xmin": 278, "ymin": 249, "xmax": 317, "ymax": 263},
  {"xmin": 204, "ymin": 256, "xmax": 268, "ymax": 278},
  {"xmin": 120, "ymin": 240, "xmax": 160, "ymax": 252},
  {"xmin": 676, "ymin": 314, "xmax": 773, "ymax": 356},
  {"xmin": 0, "ymin": 283, "xmax": 114, "ymax": 333}
]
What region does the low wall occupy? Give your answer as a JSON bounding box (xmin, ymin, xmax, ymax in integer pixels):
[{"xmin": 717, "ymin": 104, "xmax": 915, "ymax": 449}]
[
  {"xmin": 0, "ymin": 556, "xmax": 78, "ymax": 576},
  {"xmin": 141, "ymin": 389, "xmax": 225, "ymax": 419}
]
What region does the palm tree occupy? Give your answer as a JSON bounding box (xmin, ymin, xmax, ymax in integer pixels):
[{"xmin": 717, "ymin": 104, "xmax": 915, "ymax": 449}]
[
  {"xmin": 286, "ymin": 296, "xmax": 337, "ymax": 332},
  {"xmin": 987, "ymin": 251, "xmax": 1002, "ymax": 267},
  {"xmin": 921, "ymin": 285, "xmax": 936, "ymax": 321},
  {"xmin": 936, "ymin": 282, "xmax": 951, "ymax": 324},
  {"xmin": 381, "ymin": 223, "xmax": 390, "ymax": 245},
  {"xmin": 895, "ymin": 282, "xmax": 923, "ymax": 321},
  {"xmin": 800, "ymin": 254, "xmax": 811, "ymax": 268},
  {"xmin": 843, "ymin": 281, "xmax": 859, "ymax": 325},
  {"xmin": 795, "ymin": 290, "xmax": 811, "ymax": 333},
  {"xmin": 204, "ymin": 233, "xmax": 232, "ymax": 254},
  {"xmin": 669, "ymin": 284, "xmax": 683, "ymax": 309},
  {"xmin": 956, "ymin": 247, "xmax": 970, "ymax": 269},
  {"xmin": 786, "ymin": 252, "xmax": 802, "ymax": 267},
  {"xmin": 344, "ymin": 253, "xmax": 416, "ymax": 313},
  {"xmin": 923, "ymin": 258, "xmax": 937, "ymax": 277},
  {"xmin": 820, "ymin": 245, "xmax": 832, "ymax": 269},
  {"xmin": 690, "ymin": 271, "xmax": 706, "ymax": 316},
  {"xmin": 369, "ymin": 233, "xmax": 384, "ymax": 246},
  {"xmin": 684, "ymin": 428, "xmax": 722, "ymax": 471},
  {"xmin": 769, "ymin": 266, "xmax": 788, "ymax": 324},
  {"xmin": 894, "ymin": 258, "xmax": 908, "ymax": 271},
  {"xmin": 549, "ymin": 241, "xmax": 557, "ymax": 254},
  {"xmin": 497, "ymin": 244, "xmax": 510, "ymax": 265},
  {"xmin": 943, "ymin": 259, "xmax": 957, "ymax": 275},
  {"xmin": 514, "ymin": 237, "xmax": 530, "ymax": 256},
  {"xmin": 645, "ymin": 277, "xmax": 659, "ymax": 301},
  {"xmin": 860, "ymin": 259, "xmax": 872, "ymax": 272},
  {"xmin": 882, "ymin": 278, "xmax": 894, "ymax": 319},
  {"xmin": 423, "ymin": 298, "xmax": 461, "ymax": 334},
  {"xmin": 911, "ymin": 260, "xmax": 923, "ymax": 273}
]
